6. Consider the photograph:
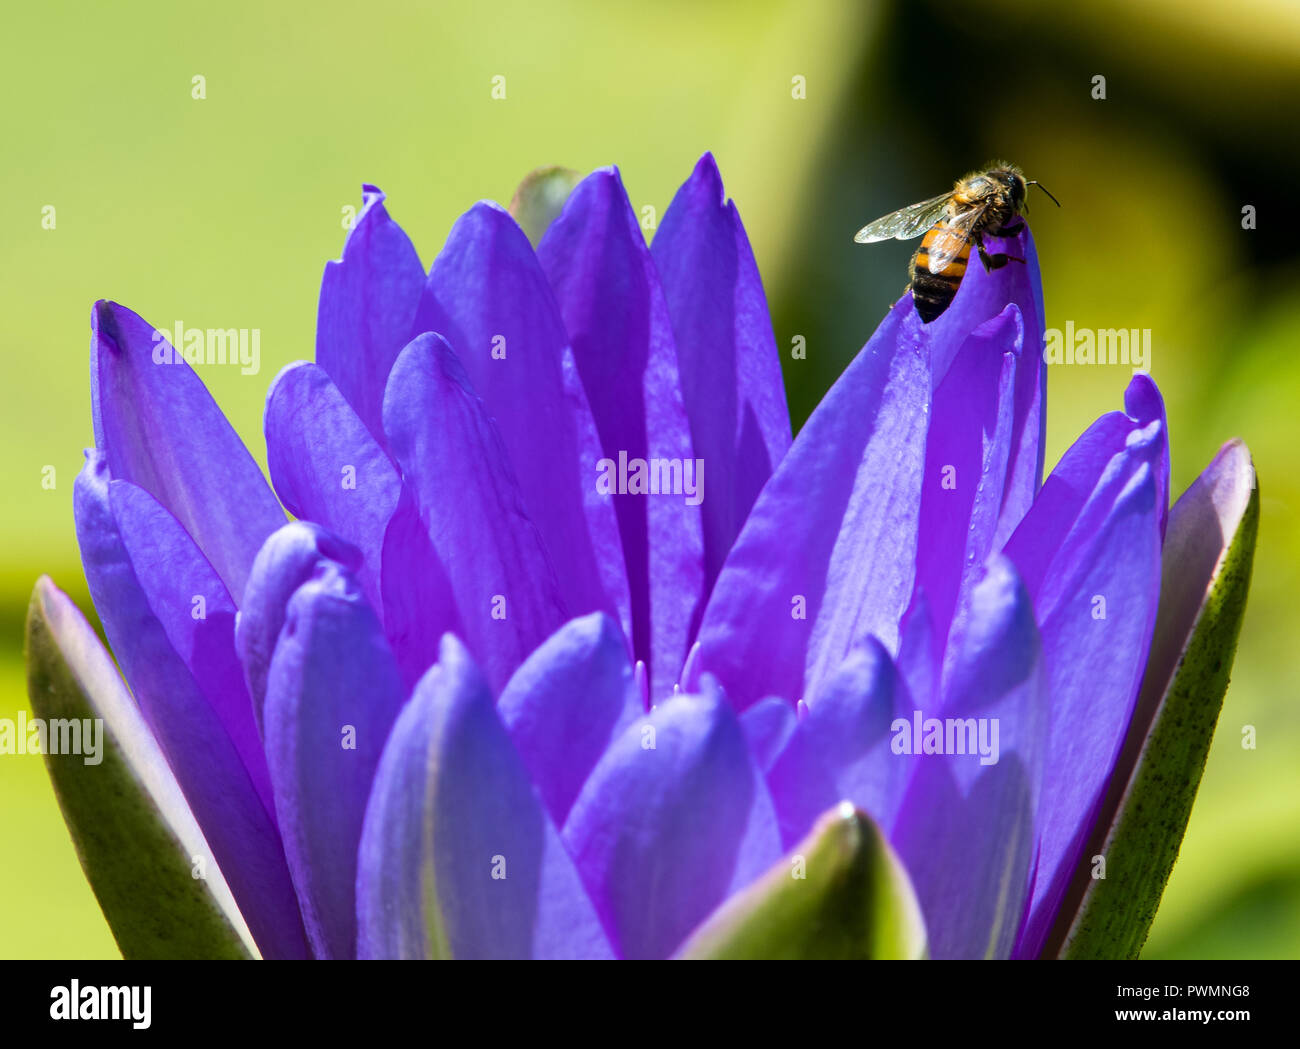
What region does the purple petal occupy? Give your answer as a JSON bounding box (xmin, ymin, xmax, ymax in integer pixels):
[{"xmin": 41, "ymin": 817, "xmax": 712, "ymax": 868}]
[
  {"xmin": 912, "ymin": 305, "xmax": 1022, "ymax": 652},
  {"xmin": 74, "ymin": 453, "xmax": 307, "ymax": 959},
  {"xmin": 1016, "ymin": 466, "xmax": 1162, "ymax": 957},
  {"xmin": 382, "ymin": 333, "xmax": 568, "ymax": 692},
  {"xmin": 92, "ymin": 464, "xmax": 271, "ymax": 809},
  {"xmin": 496, "ymin": 612, "xmax": 642, "ymax": 826},
  {"xmin": 356, "ymin": 635, "xmax": 612, "ymax": 959},
  {"xmin": 896, "ymin": 228, "xmax": 1048, "ymax": 548},
  {"xmin": 89, "ymin": 300, "xmax": 285, "ymax": 601},
  {"xmin": 1006, "ymin": 378, "xmax": 1168, "ymax": 957},
  {"xmin": 562, "ymin": 682, "xmax": 783, "ymax": 958},
  {"xmin": 988, "ymin": 232, "xmax": 1048, "ymax": 548},
  {"xmin": 651, "ymin": 153, "xmax": 792, "ymax": 591},
  {"xmin": 897, "ymin": 593, "xmax": 938, "ymax": 717},
  {"xmin": 695, "ymin": 228, "xmax": 1045, "ymax": 715},
  {"xmin": 1006, "ymin": 374, "xmax": 1168, "ymax": 598},
  {"xmin": 739, "ymin": 697, "xmax": 797, "ymax": 774},
  {"xmin": 766, "ymin": 639, "xmax": 913, "ymax": 848},
  {"xmin": 263, "ymin": 559, "xmax": 406, "ymax": 959},
  {"xmin": 264, "ymin": 362, "xmax": 401, "ymax": 616},
  {"xmin": 235, "ymin": 521, "xmax": 362, "ymax": 735},
  {"xmin": 538, "ymin": 167, "xmax": 704, "ymax": 701},
  {"xmin": 1140, "ymin": 439, "xmax": 1255, "ymax": 707},
  {"xmin": 377, "ymin": 487, "xmax": 462, "ymax": 687},
  {"xmin": 416, "ymin": 203, "xmax": 631, "ymax": 639},
  {"xmin": 693, "ymin": 305, "xmax": 929, "ymax": 711},
  {"xmin": 316, "ymin": 185, "xmax": 425, "ymax": 446},
  {"xmin": 918, "ymin": 226, "xmax": 1045, "ymax": 393},
  {"xmin": 1044, "ymin": 439, "xmax": 1255, "ymax": 958},
  {"xmin": 892, "ymin": 556, "xmax": 1047, "ymax": 959}
]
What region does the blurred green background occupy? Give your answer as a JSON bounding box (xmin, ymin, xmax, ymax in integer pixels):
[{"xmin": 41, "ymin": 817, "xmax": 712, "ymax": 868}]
[{"xmin": 1, "ymin": 0, "xmax": 1296, "ymax": 957}]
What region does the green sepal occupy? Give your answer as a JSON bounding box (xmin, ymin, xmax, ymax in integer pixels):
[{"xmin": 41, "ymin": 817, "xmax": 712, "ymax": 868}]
[
  {"xmin": 675, "ymin": 802, "xmax": 927, "ymax": 959},
  {"xmin": 508, "ymin": 165, "xmax": 583, "ymax": 246},
  {"xmin": 25, "ymin": 576, "xmax": 255, "ymax": 959},
  {"xmin": 1053, "ymin": 440, "xmax": 1258, "ymax": 958}
]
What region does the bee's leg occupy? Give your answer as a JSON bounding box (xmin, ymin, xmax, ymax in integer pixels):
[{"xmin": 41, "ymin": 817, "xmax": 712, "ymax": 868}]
[
  {"xmin": 992, "ymin": 220, "xmax": 1025, "ymax": 237},
  {"xmin": 975, "ymin": 234, "xmax": 1026, "ymax": 271}
]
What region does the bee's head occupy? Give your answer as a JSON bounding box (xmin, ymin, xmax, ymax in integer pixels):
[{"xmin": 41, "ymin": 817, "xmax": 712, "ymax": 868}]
[
  {"xmin": 1003, "ymin": 169, "xmax": 1028, "ymax": 207},
  {"xmin": 980, "ymin": 162, "xmax": 1026, "ymax": 204}
]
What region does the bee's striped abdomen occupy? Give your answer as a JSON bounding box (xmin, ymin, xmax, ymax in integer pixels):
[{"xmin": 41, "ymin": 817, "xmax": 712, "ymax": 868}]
[{"xmin": 910, "ymin": 222, "xmax": 971, "ymax": 323}]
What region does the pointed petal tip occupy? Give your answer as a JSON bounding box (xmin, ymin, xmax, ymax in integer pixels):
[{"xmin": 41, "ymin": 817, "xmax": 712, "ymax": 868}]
[
  {"xmin": 265, "ymin": 358, "xmax": 314, "ymax": 397},
  {"xmin": 634, "ymin": 659, "xmax": 649, "ymax": 710},
  {"xmin": 451, "ymin": 197, "xmax": 535, "ymax": 248},
  {"xmin": 30, "ymin": 576, "xmax": 75, "ymax": 648},
  {"xmin": 560, "ymin": 609, "xmax": 627, "ymax": 652},
  {"xmin": 679, "ymin": 640, "xmax": 703, "ymax": 692},
  {"xmin": 80, "ymin": 446, "xmax": 108, "ymax": 476},
  {"xmin": 262, "ymin": 362, "xmax": 324, "ymax": 442},
  {"xmin": 574, "ymin": 165, "xmax": 629, "ymax": 204},
  {"xmin": 436, "ymin": 630, "xmax": 475, "ymax": 671},
  {"xmin": 91, "ymin": 298, "xmax": 113, "ymax": 333},
  {"xmin": 688, "ymin": 151, "xmax": 725, "ymax": 198},
  {"xmin": 1124, "ymin": 371, "xmax": 1165, "ymax": 423},
  {"xmin": 261, "ymin": 520, "xmax": 364, "ymax": 581},
  {"xmin": 30, "ymin": 576, "xmax": 79, "ymax": 640},
  {"xmin": 695, "ymin": 670, "xmax": 726, "ymax": 704},
  {"xmin": 470, "ymin": 197, "xmax": 512, "ymax": 219},
  {"xmin": 286, "ymin": 556, "xmax": 362, "ymax": 611},
  {"xmin": 236, "ymin": 520, "xmax": 366, "ymax": 732},
  {"xmin": 90, "ymin": 300, "xmax": 168, "ymax": 357},
  {"xmin": 90, "ymin": 299, "xmax": 135, "ymax": 350},
  {"xmin": 991, "ymin": 301, "xmax": 1025, "ymax": 355},
  {"xmin": 1206, "ymin": 437, "xmax": 1256, "ymax": 496}
]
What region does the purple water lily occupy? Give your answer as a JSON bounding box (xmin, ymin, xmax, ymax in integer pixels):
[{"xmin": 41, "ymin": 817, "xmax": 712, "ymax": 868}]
[{"xmin": 47, "ymin": 153, "xmax": 1251, "ymax": 960}]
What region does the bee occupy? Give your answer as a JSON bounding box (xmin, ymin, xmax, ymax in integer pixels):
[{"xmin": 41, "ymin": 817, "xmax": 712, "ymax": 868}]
[{"xmin": 854, "ymin": 164, "xmax": 1059, "ymax": 323}]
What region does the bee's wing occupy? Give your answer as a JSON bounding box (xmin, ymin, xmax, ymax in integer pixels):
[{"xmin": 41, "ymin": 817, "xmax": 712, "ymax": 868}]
[
  {"xmin": 926, "ymin": 204, "xmax": 987, "ymax": 273},
  {"xmin": 853, "ymin": 192, "xmax": 952, "ymax": 243}
]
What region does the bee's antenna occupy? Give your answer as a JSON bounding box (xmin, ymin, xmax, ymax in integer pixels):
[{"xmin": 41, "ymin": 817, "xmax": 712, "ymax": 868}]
[{"xmin": 1026, "ymin": 180, "xmax": 1061, "ymax": 207}]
